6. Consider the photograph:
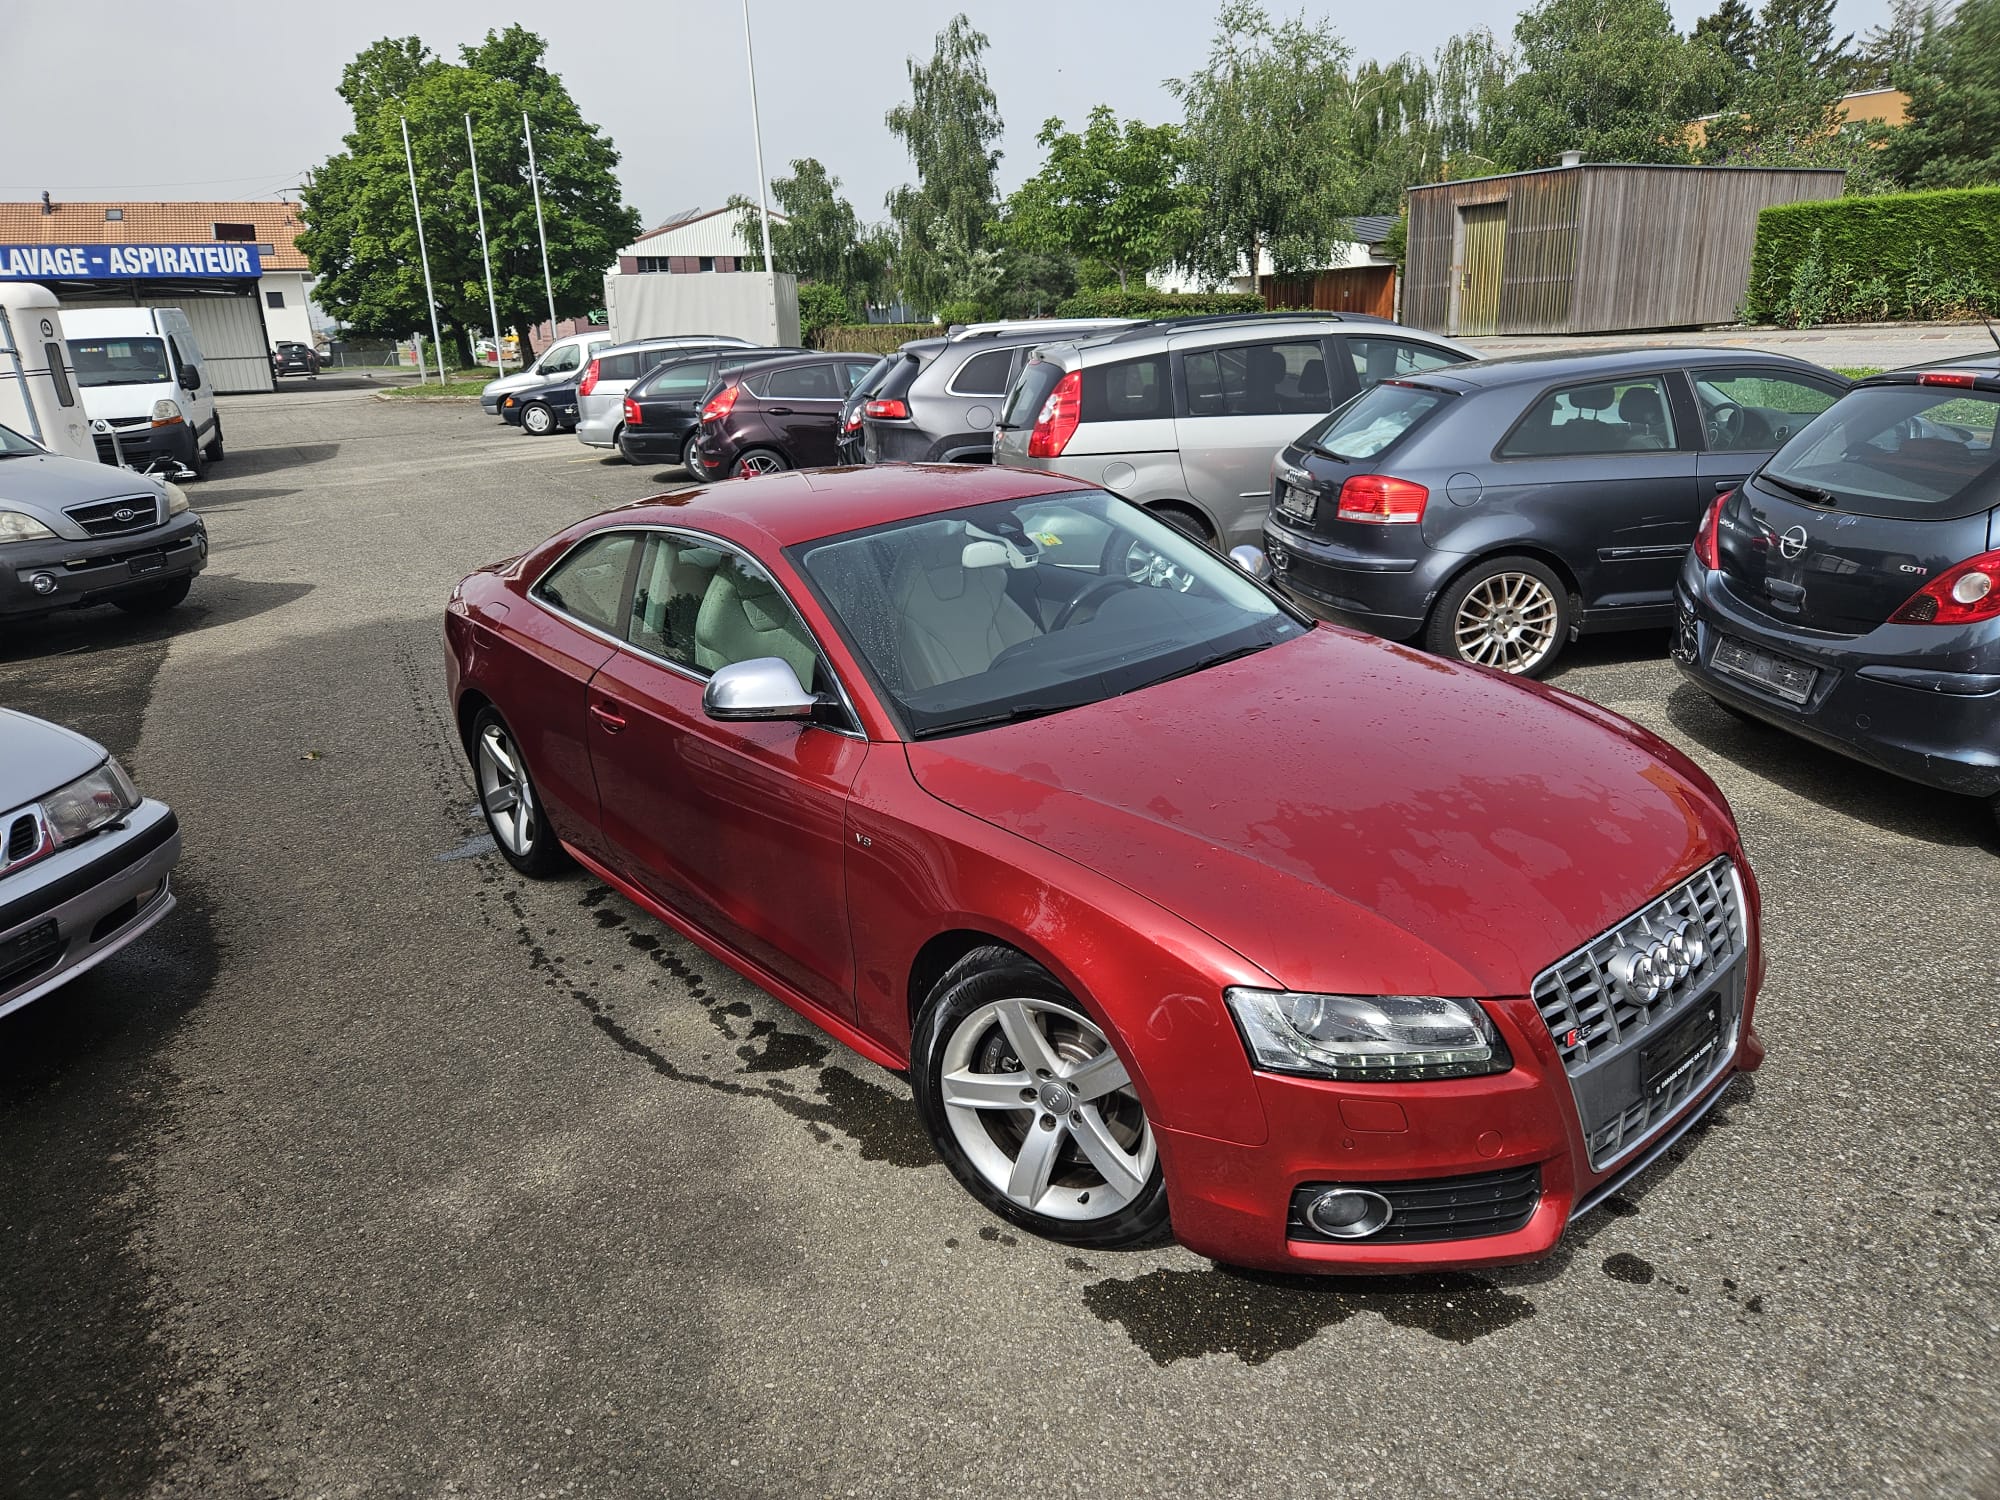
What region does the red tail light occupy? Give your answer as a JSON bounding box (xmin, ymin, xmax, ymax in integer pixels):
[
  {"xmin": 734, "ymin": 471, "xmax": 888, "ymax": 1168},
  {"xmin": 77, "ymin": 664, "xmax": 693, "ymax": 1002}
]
[
  {"xmin": 700, "ymin": 382, "xmax": 740, "ymax": 424},
  {"xmin": 864, "ymin": 397, "xmax": 909, "ymax": 421},
  {"xmin": 623, "ymin": 396, "xmax": 641, "ymax": 427},
  {"xmin": 1336, "ymin": 474, "xmax": 1428, "ymax": 524},
  {"xmin": 578, "ymin": 358, "xmax": 601, "ymax": 397},
  {"xmin": 1694, "ymin": 492, "xmax": 1729, "ymax": 570},
  {"xmin": 1026, "ymin": 371, "xmax": 1081, "ymax": 458},
  {"xmin": 843, "ymin": 410, "xmax": 863, "ymax": 433},
  {"xmin": 1889, "ymin": 548, "xmax": 2000, "ymax": 625},
  {"xmin": 1918, "ymin": 371, "xmax": 1978, "ymax": 388}
]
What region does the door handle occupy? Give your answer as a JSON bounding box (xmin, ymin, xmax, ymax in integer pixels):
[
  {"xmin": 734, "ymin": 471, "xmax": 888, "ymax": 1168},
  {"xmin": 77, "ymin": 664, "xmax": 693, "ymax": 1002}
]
[
  {"xmin": 1713, "ymin": 479, "xmax": 1739, "ymax": 491},
  {"xmin": 765, "ymin": 406, "xmax": 794, "ymax": 414},
  {"xmin": 589, "ymin": 701, "xmax": 627, "ymax": 733}
]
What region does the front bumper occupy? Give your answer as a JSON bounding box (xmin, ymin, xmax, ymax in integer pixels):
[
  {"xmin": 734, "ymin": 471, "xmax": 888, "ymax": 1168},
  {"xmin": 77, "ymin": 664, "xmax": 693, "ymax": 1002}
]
[
  {"xmin": 1675, "ymin": 559, "xmax": 2000, "ymax": 799},
  {"xmin": 1262, "ymin": 518, "xmax": 1443, "ymax": 639},
  {"xmin": 1158, "ymin": 969, "xmax": 1763, "ymax": 1275},
  {"xmin": 481, "ymin": 393, "xmax": 504, "ymax": 415},
  {"xmin": 0, "ymin": 800, "xmax": 181, "ymax": 1021},
  {"xmin": 90, "ymin": 422, "xmax": 197, "ymax": 470},
  {"xmin": 0, "ymin": 512, "xmax": 208, "ymax": 618}
]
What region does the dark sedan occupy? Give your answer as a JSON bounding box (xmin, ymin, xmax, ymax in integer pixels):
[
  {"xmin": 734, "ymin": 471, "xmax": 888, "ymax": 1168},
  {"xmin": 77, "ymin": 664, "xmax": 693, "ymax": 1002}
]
[
  {"xmin": 500, "ymin": 373, "xmax": 581, "ymax": 435},
  {"xmin": 685, "ymin": 352, "xmax": 878, "ymax": 479},
  {"xmin": 1260, "ymin": 348, "xmax": 1849, "ymax": 675},
  {"xmin": 1675, "ymin": 358, "xmax": 2000, "ymax": 833},
  {"xmin": 618, "ymin": 348, "xmax": 810, "ymax": 469}
]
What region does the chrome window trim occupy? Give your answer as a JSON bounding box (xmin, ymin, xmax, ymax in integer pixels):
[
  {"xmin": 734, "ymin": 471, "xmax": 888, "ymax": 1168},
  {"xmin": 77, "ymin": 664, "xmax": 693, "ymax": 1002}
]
[{"xmin": 528, "ymin": 524, "xmax": 868, "ymax": 740}]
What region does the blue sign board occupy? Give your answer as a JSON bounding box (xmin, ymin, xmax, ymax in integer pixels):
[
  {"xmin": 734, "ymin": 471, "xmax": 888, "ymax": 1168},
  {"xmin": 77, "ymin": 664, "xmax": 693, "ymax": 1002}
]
[{"xmin": 0, "ymin": 243, "xmax": 263, "ymax": 280}]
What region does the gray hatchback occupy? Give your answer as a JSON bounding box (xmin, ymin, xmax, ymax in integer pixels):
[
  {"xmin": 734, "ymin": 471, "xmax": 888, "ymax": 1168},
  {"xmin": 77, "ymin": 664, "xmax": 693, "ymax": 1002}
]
[{"xmin": 0, "ymin": 709, "xmax": 182, "ymax": 1022}]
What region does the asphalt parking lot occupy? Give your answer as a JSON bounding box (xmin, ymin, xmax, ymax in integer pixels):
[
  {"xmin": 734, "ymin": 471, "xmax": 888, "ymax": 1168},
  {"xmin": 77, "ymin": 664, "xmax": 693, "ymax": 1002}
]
[{"xmin": 2, "ymin": 380, "xmax": 1996, "ymax": 1500}]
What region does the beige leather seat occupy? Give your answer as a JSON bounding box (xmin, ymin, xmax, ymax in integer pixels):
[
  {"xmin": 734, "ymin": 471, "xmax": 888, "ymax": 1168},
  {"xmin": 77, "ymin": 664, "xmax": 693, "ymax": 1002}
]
[
  {"xmin": 693, "ymin": 562, "xmax": 818, "ymax": 689},
  {"xmin": 888, "ymin": 524, "xmax": 1038, "ymax": 691},
  {"xmin": 632, "ymin": 542, "xmax": 719, "ymax": 664}
]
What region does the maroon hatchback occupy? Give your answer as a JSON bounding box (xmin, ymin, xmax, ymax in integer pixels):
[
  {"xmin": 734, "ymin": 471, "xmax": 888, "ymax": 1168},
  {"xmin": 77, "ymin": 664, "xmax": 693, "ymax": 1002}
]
[{"xmin": 687, "ymin": 351, "xmax": 876, "ymax": 480}]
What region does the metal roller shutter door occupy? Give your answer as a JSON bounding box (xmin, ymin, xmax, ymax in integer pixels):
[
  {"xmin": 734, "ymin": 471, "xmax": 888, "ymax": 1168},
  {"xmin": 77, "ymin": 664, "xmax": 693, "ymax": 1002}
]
[{"xmin": 139, "ymin": 292, "xmax": 274, "ymax": 394}]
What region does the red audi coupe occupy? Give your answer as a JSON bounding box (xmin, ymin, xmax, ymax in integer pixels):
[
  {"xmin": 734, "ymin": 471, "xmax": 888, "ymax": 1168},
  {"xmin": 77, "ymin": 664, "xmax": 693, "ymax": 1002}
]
[{"xmin": 444, "ymin": 465, "xmax": 1765, "ymax": 1274}]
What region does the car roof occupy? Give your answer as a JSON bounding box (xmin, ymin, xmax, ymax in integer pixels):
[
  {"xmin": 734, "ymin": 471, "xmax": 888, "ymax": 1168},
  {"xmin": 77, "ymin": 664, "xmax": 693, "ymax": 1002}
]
[
  {"xmin": 1420, "ymin": 345, "xmax": 1842, "ymax": 391},
  {"xmin": 593, "ymin": 464, "xmax": 1101, "ymax": 551}
]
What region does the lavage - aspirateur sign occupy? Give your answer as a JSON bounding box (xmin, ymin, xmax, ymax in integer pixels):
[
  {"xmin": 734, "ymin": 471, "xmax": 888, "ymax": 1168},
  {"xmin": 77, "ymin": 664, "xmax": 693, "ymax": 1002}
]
[{"xmin": 0, "ymin": 244, "xmax": 264, "ymax": 280}]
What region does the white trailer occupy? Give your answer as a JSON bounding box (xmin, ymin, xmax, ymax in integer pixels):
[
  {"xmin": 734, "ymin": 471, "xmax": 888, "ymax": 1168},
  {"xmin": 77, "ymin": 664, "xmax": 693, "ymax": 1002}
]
[{"xmin": 0, "ymin": 283, "xmax": 93, "ymax": 462}]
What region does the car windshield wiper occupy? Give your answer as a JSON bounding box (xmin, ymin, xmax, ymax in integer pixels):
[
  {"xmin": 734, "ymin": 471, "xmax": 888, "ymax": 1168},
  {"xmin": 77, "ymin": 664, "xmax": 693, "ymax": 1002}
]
[
  {"xmin": 1307, "ymin": 441, "xmax": 1351, "ymax": 463},
  {"xmin": 1758, "ymin": 470, "xmax": 1836, "ymax": 507},
  {"xmin": 1133, "ymin": 640, "xmax": 1274, "ymax": 693},
  {"xmin": 914, "ymin": 698, "xmax": 1097, "ymax": 738}
]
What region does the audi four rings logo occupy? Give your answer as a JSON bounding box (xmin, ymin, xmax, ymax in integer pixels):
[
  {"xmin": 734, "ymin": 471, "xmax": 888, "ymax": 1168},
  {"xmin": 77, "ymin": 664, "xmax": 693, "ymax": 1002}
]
[
  {"xmin": 1779, "ymin": 525, "xmax": 1809, "ymax": 560},
  {"xmin": 1607, "ymin": 920, "xmax": 1707, "ymax": 1004}
]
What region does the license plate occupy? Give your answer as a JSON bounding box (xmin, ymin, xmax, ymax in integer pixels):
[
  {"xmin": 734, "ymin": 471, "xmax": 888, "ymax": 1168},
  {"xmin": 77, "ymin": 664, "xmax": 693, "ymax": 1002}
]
[
  {"xmin": 129, "ymin": 554, "xmax": 166, "ymax": 576},
  {"xmin": 1640, "ymin": 998, "xmax": 1723, "ymax": 1108},
  {"xmin": 1710, "ymin": 635, "xmax": 1817, "ymax": 705},
  {"xmin": 0, "ymin": 918, "xmax": 61, "ymax": 981},
  {"xmin": 1276, "ymin": 483, "xmax": 1317, "ymax": 523}
]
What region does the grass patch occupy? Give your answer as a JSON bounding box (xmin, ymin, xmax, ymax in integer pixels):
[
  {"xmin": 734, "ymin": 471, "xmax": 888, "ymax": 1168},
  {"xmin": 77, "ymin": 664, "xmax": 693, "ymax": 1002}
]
[
  {"xmin": 377, "ymin": 378, "xmax": 490, "ymax": 399},
  {"xmin": 1834, "ymin": 366, "xmax": 1883, "ymax": 379}
]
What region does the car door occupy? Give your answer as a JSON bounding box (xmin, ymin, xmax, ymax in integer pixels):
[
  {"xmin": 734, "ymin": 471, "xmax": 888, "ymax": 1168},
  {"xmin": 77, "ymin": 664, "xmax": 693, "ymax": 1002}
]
[
  {"xmin": 585, "ymin": 532, "xmax": 867, "ymax": 1014},
  {"xmin": 757, "ymin": 361, "xmax": 848, "ymax": 466},
  {"xmin": 1173, "ymin": 337, "xmax": 1338, "ymax": 542},
  {"xmin": 1686, "ymin": 365, "xmax": 1846, "ymax": 502}
]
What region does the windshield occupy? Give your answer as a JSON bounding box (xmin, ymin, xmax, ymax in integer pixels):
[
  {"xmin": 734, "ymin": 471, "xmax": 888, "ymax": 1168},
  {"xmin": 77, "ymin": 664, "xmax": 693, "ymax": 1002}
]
[
  {"xmin": 1761, "ymin": 383, "xmax": 2000, "ymax": 518},
  {"xmin": 793, "ymin": 490, "xmax": 1305, "ymax": 738},
  {"xmin": 0, "ymin": 421, "xmax": 44, "ymax": 455},
  {"xmin": 67, "ymin": 337, "xmax": 171, "ymax": 388},
  {"xmin": 1298, "ymin": 380, "xmax": 1450, "ymax": 460}
]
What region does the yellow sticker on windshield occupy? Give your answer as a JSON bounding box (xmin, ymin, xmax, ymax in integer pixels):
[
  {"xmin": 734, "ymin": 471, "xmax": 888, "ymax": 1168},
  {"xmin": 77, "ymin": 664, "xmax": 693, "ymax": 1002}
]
[{"xmin": 1031, "ymin": 531, "xmax": 1062, "ymax": 548}]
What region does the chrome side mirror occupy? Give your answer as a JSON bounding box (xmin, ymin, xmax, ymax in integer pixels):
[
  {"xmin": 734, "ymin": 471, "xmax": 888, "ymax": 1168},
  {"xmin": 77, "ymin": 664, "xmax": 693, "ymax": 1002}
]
[
  {"xmin": 703, "ymin": 657, "xmax": 817, "ymax": 722},
  {"xmin": 1228, "ymin": 544, "xmax": 1271, "ymax": 581}
]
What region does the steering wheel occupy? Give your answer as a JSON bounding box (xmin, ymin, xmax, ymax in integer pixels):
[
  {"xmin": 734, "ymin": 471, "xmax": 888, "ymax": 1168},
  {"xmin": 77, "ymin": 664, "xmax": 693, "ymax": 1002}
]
[
  {"xmin": 1053, "ymin": 576, "xmax": 1140, "ymax": 630},
  {"xmin": 1705, "ymin": 401, "xmax": 1744, "ymax": 449}
]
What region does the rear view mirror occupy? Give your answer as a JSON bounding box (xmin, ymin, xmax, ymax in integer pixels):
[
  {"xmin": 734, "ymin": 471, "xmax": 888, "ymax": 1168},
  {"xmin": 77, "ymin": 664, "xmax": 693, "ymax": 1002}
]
[
  {"xmin": 703, "ymin": 657, "xmax": 817, "ymax": 722},
  {"xmin": 179, "ymin": 366, "xmax": 201, "ymax": 391},
  {"xmin": 1229, "ymin": 545, "xmax": 1271, "ymax": 580}
]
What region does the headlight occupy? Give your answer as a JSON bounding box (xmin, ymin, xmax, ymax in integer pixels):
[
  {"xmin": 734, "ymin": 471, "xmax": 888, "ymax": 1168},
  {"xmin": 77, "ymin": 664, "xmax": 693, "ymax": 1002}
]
[
  {"xmin": 41, "ymin": 759, "xmax": 141, "ymax": 846},
  {"xmin": 164, "ymin": 482, "xmax": 190, "ymax": 516},
  {"xmin": 0, "ymin": 509, "xmax": 58, "ymax": 542},
  {"xmin": 151, "ymin": 399, "xmax": 184, "ymax": 426},
  {"xmin": 1224, "ymin": 988, "xmax": 1511, "ymax": 1081}
]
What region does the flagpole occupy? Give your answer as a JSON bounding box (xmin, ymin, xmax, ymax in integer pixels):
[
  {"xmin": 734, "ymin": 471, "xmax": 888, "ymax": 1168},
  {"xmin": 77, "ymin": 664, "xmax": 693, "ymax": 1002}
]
[
  {"xmin": 741, "ymin": 0, "xmax": 775, "ymax": 274},
  {"xmin": 401, "ymin": 116, "xmax": 449, "ymax": 385},
  {"xmin": 465, "ymin": 113, "xmax": 507, "ymax": 376},
  {"xmin": 524, "ymin": 112, "xmax": 559, "ymax": 342}
]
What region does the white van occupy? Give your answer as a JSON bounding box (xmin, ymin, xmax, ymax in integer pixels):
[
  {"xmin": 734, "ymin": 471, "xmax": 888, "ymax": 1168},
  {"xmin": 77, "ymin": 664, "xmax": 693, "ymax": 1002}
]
[
  {"xmin": 480, "ymin": 330, "xmax": 617, "ymax": 417},
  {"xmin": 0, "ymin": 284, "xmax": 95, "ymax": 463},
  {"xmin": 60, "ymin": 307, "xmax": 222, "ymax": 479}
]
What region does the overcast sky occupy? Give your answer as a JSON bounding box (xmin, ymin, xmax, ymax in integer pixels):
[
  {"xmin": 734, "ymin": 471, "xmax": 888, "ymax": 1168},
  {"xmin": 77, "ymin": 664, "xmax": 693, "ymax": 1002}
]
[{"xmin": 5, "ymin": 0, "xmax": 1897, "ymax": 239}]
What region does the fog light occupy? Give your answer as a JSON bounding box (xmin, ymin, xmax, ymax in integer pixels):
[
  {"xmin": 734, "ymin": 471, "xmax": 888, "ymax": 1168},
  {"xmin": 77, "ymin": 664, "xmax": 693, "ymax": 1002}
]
[
  {"xmin": 29, "ymin": 572, "xmax": 57, "ymax": 595},
  {"xmin": 1305, "ymin": 1188, "xmax": 1393, "ymax": 1239}
]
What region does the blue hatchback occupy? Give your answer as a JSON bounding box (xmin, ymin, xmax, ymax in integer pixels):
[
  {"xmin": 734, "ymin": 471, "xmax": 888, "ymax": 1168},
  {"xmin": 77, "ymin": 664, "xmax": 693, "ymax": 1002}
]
[
  {"xmin": 1674, "ymin": 357, "xmax": 2000, "ymax": 832},
  {"xmin": 499, "ymin": 373, "xmax": 580, "ymax": 435}
]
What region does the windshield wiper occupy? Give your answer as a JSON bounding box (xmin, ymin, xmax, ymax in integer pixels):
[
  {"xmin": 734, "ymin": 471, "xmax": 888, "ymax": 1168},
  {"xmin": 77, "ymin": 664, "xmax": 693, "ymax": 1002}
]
[
  {"xmin": 913, "ymin": 700, "xmax": 1088, "ymax": 738},
  {"xmin": 1758, "ymin": 471, "xmax": 1835, "ymax": 507},
  {"xmin": 1307, "ymin": 442, "xmax": 1351, "ymax": 463},
  {"xmin": 1134, "ymin": 640, "xmax": 1274, "ymax": 692}
]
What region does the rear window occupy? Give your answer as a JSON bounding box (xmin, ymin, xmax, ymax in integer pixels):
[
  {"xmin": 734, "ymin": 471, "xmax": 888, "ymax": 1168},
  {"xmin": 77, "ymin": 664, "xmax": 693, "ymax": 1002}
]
[
  {"xmin": 1298, "ymin": 381, "xmax": 1451, "ymax": 461},
  {"xmin": 1080, "ymin": 354, "xmax": 1168, "ymax": 423},
  {"xmin": 1762, "ymin": 383, "xmax": 2000, "ymax": 518},
  {"xmin": 999, "ymin": 358, "xmax": 1064, "ymax": 429},
  {"xmin": 602, "ymin": 349, "xmax": 671, "ymax": 383}
]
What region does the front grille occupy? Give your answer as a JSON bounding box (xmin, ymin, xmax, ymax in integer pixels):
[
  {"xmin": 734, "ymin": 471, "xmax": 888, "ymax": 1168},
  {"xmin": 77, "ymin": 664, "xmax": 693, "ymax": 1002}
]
[
  {"xmin": 1534, "ymin": 858, "xmax": 1745, "ymax": 1071},
  {"xmin": 65, "ymin": 495, "xmax": 161, "ymax": 538},
  {"xmin": 6, "ymin": 814, "xmax": 37, "ymax": 862},
  {"xmin": 1287, "ymin": 1165, "xmax": 1542, "ymax": 1244}
]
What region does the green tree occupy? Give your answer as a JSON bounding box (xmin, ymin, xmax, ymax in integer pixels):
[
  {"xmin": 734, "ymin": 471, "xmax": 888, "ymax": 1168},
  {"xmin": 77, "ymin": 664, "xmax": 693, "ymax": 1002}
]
[
  {"xmin": 1432, "ymin": 27, "xmax": 1515, "ymax": 176},
  {"xmin": 1879, "ymin": 0, "xmax": 2000, "ymax": 187},
  {"xmin": 1167, "ymin": 2, "xmax": 1359, "ymax": 283},
  {"xmin": 1701, "ymin": 0, "xmax": 1856, "ymax": 163},
  {"xmin": 1345, "ymin": 57, "xmax": 1443, "ymax": 212},
  {"xmin": 1003, "ymin": 107, "xmax": 1198, "ymax": 290},
  {"xmin": 1489, "ymin": 0, "xmax": 1725, "ymax": 169},
  {"xmin": 728, "ymin": 158, "xmax": 887, "ymax": 311},
  {"xmin": 883, "ymin": 15, "xmax": 1003, "ymax": 313},
  {"xmin": 299, "ymin": 27, "xmax": 639, "ymax": 360},
  {"xmin": 1858, "ymin": 0, "xmax": 1943, "ymax": 86},
  {"xmin": 1691, "ymin": 0, "xmax": 1757, "ymax": 111}
]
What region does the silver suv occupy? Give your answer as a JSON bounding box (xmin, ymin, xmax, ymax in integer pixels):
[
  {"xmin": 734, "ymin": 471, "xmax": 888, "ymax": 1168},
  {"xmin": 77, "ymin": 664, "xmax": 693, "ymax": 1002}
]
[
  {"xmin": 992, "ymin": 313, "xmax": 1474, "ymax": 547},
  {"xmin": 860, "ymin": 319, "xmax": 1136, "ymax": 467}
]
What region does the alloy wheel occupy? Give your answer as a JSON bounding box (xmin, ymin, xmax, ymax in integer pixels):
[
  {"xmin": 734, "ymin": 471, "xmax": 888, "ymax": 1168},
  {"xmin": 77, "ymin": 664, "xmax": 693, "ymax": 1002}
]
[
  {"xmin": 733, "ymin": 451, "xmax": 786, "ymax": 477},
  {"xmin": 477, "ymin": 722, "xmax": 538, "ymax": 858},
  {"xmin": 1453, "ymin": 570, "xmax": 1561, "ymax": 674},
  {"xmin": 936, "ymin": 997, "xmax": 1155, "ymax": 1222}
]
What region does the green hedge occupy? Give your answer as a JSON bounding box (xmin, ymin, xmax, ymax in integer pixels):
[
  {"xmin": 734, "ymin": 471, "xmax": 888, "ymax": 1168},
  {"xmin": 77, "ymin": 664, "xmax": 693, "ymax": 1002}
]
[
  {"xmin": 1746, "ymin": 187, "xmax": 2000, "ymax": 326},
  {"xmin": 808, "ymin": 323, "xmax": 937, "ymax": 354},
  {"xmin": 1052, "ymin": 288, "xmax": 1265, "ymax": 318}
]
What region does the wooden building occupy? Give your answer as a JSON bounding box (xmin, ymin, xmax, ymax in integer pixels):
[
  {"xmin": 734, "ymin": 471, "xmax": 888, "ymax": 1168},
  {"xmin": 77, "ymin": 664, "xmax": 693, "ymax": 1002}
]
[{"xmin": 1403, "ymin": 164, "xmax": 1844, "ymax": 336}]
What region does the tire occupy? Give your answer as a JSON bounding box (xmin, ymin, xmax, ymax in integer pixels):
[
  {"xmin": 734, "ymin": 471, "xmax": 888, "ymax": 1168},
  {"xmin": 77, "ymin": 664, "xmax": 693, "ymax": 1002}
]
[
  {"xmin": 112, "ymin": 577, "xmax": 191, "ymax": 615},
  {"xmin": 911, "ymin": 945, "xmax": 1169, "ymax": 1249},
  {"xmin": 730, "ymin": 448, "xmax": 790, "ymax": 478},
  {"xmin": 1148, "ymin": 502, "xmax": 1216, "ymax": 547},
  {"xmin": 521, "ymin": 402, "xmax": 555, "ymax": 437},
  {"xmin": 1425, "ymin": 555, "xmax": 1572, "ymax": 677},
  {"xmin": 471, "ymin": 707, "xmax": 570, "ymax": 878},
  {"xmin": 182, "ymin": 429, "xmax": 207, "ymax": 481},
  {"xmin": 204, "ymin": 415, "xmax": 224, "ymax": 463}
]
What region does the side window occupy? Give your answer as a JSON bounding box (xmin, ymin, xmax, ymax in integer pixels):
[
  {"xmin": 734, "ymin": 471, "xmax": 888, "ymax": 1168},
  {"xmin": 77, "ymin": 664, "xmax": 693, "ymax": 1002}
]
[
  {"xmin": 628, "ymin": 535, "xmax": 723, "ymax": 669},
  {"xmin": 533, "ymin": 532, "xmax": 638, "ymax": 635},
  {"xmin": 1079, "ymin": 354, "xmax": 1169, "ymax": 422},
  {"xmin": 842, "ymin": 360, "xmax": 878, "ymax": 391},
  {"xmin": 628, "ymin": 535, "xmax": 821, "ymax": 692},
  {"xmin": 646, "ymin": 361, "xmax": 715, "ymax": 399},
  {"xmin": 45, "ymin": 343, "xmax": 75, "ymax": 407},
  {"xmin": 1347, "ymin": 337, "xmax": 1464, "ymax": 390},
  {"xmin": 171, "ymin": 336, "xmax": 197, "ymax": 373},
  {"xmin": 1181, "ymin": 340, "xmax": 1329, "ymax": 418},
  {"xmin": 540, "ymin": 345, "xmax": 580, "ymax": 375},
  {"xmin": 1499, "ymin": 376, "xmax": 1679, "ymax": 458},
  {"xmin": 1693, "ymin": 369, "xmax": 1841, "ymax": 452},
  {"xmin": 948, "ymin": 347, "xmax": 1015, "ymax": 397},
  {"xmin": 763, "ymin": 363, "xmax": 842, "ymax": 400}
]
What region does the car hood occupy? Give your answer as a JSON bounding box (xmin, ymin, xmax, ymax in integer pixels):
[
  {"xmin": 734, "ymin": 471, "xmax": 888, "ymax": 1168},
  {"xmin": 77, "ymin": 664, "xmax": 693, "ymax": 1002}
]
[
  {"xmin": 0, "ymin": 708, "xmax": 105, "ymax": 811},
  {"xmin": 77, "ymin": 382, "xmax": 180, "ymax": 424},
  {"xmin": 905, "ymin": 628, "xmax": 1735, "ymax": 997},
  {"xmin": 483, "ymin": 369, "xmax": 552, "ymax": 399},
  {"xmin": 0, "ymin": 452, "xmax": 166, "ymax": 520}
]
